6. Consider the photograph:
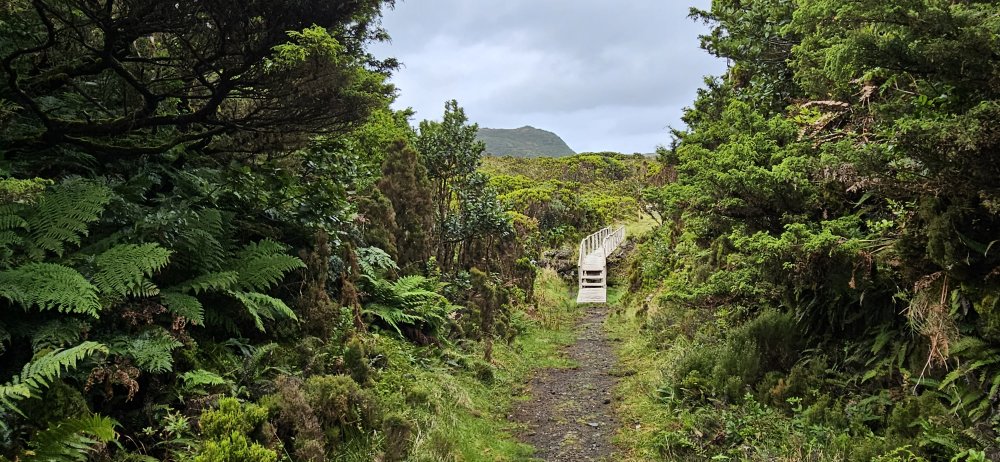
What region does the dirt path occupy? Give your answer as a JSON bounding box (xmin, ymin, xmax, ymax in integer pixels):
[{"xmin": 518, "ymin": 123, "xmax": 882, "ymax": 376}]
[{"xmin": 512, "ymin": 304, "xmax": 619, "ymax": 461}]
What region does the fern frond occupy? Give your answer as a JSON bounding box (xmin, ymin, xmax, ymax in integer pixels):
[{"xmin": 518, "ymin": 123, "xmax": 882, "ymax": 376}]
[
  {"xmin": 30, "ymin": 319, "xmax": 89, "ymax": 352},
  {"xmin": 0, "ymin": 229, "xmax": 24, "ymax": 252},
  {"xmin": 179, "ymin": 208, "xmax": 228, "ymax": 271},
  {"xmin": 363, "ymin": 303, "xmax": 424, "ymax": 336},
  {"xmin": 22, "ymin": 414, "xmax": 117, "ymax": 462},
  {"xmin": 357, "ymin": 246, "xmax": 398, "ymax": 278},
  {"xmin": 171, "ymin": 271, "xmax": 239, "ymax": 294},
  {"xmin": 26, "ymin": 180, "xmax": 111, "ymax": 257},
  {"xmin": 0, "ymin": 263, "xmax": 101, "ymax": 316},
  {"xmin": 180, "ymin": 369, "xmax": 227, "ymax": 391},
  {"xmin": 0, "ymin": 204, "xmax": 27, "ymax": 260},
  {"xmin": 0, "ymin": 321, "xmax": 9, "ymax": 355},
  {"xmin": 229, "ymin": 240, "xmax": 305, "ymax": 292},
  {"xmin": 227, "ymin": 291, "xmax": 298, "ymax": 332},
  {"xmin": 0, "ymin": 341, "xmax": 108, "ymax": 420},
  {"xmin": 160, "ymin": 292, "xmax": 205, "ymax": 326},
  {"xmin": 109, "ymin": 329, "xmax": 182, "ymax": 374},
  {"xmin": 92, "ymin": 244, "xmax": 171, "ymax": 298}
]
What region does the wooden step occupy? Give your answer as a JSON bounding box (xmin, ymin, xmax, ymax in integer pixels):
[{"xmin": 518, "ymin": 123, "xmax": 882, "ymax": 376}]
[{"xmin": 576, "ymin": 287, "xmax": 607, "ymax": 304}]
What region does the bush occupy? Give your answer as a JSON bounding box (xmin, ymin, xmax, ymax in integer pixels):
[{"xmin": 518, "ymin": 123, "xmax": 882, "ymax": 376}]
[
  {"xmin": 382, "ymin": 413, "xmax": 415, "ymax": 462},
  {"xmin": 194, "ymin": 432, "xmax": 277, "ymax": 462},
  {"xmin": 199, "ymin": 398, "xmax": 268, "ymax": 438},
  {"xmin": 196, "ymin": 399, "xmax": 275, "ymax": 462},
  {"xmin": 670, "ymin": 309, "xmax": 802, "ymax": 402},
  {"xmin": 303, "ymin": 375, "xmax": 381, "ymax": 441}
]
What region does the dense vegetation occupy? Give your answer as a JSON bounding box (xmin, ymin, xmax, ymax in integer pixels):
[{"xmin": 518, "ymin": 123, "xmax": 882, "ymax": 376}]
[
  {"xmin": 615, "ymin": 1, "xmax": 1000, "ymax": 460},
  {"xmin": 482, "ymin": 152, "xmax": 664, "ymax": 249},
  {"xmin": 4, "ymin": 0, "xmax": 999, "ymax": 461},
  {"xmin": 475, "ymin": 126, "xmax": 576, "ymax": 158},
  {"xmin": 0, "ymin": 2, "xmax": 608, "ymax": 461}
]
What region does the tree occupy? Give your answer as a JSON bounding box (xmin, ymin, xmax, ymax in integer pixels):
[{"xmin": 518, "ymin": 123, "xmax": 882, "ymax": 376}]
[
  {"xmin": 378, "ymin": 140, "xmax": 434, "ymax": 273},
  {"xmin": 0, "ymin": 0, "xmax": 395, "ymax": 171},
  {"xmin": 415, "ymin": 100, "xmax": 485, "ymax": 269}
]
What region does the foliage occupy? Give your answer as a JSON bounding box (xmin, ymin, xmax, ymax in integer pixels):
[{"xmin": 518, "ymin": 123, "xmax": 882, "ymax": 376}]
[
  {"xmin": 0, "ymin": 342, "xmax": 107, "ymax": 425},
  {"xmin": 475, "ymin": 126, "xmax": 576, "ymax": 158},
  {"xmin": 19, "ymin": 415, "xmax": 117, "ymax": 462},
  {"xmin": 0, "ymin": 0, "xmax": 395, "ymax": 167},
  {"xmin": 619, "ymin": 0, "xmax": 1000, "ymax": 459}
]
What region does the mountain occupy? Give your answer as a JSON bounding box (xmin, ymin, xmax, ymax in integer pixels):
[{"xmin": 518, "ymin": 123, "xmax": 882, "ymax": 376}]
[{"xmin": 476, "ymin": 126, "xmax": 576, "ymax": 158}]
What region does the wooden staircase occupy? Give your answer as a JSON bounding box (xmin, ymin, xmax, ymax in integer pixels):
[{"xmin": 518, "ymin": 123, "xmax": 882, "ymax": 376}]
[{"xmin": 576, "ymin": 226, "xmax": 625, "ymax": 304}]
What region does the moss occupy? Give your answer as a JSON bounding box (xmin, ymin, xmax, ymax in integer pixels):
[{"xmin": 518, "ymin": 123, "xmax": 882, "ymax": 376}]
[
  {"xmin": 303, "ymin": 374, "xmax": 381, "ymax": 441},
  {"xmin": 382, "ymin": 413, "xmax": 414, "ymax": 462},
  {"xmin": 344, "ymin": 337, "xmax": 373, "ymax": 386},
  {"xmin": 199, "ymin": 398, "xmax": 268, "ymax": 439},
  {"xmin": 194, "ymin": 432, "xmax": 277, "ymax": 462}
]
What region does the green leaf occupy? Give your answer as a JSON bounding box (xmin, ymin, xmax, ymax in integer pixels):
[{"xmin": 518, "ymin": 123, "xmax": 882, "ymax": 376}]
[
  {"xmin": 0, "ymin": 342, "xmax": 108, "ymax": 424},
  {"xmin": 109, "ymin": 329, "xmax": 182, "ymax": 374},
  {"xmin": 172, "ymin": 271, "xmax": 239, "ymax": 294},
  {"xmin": 160, "ymin": 292, "xmax": 205, "ymax": 326},
  {"xmin": 92, "ymin": 244, "xmax": 171, "ymax": 298},
  {"xmin": 26, "ymin": 180, "xmax": 111, "ymax": 257},
  {"xmin": 230, "ymin": 240, "xmax": 305, "ymax": 292},
  {"xmin": 0, "ymin": 263, "xmax": 101, "ymax": 316},
  {"xmin": 22, "ymin": 414, "xmax": 117, "ymax": 462},
  {"xmin": 227, "ymin": 291, "xmax": 298, "ymax": 332}
]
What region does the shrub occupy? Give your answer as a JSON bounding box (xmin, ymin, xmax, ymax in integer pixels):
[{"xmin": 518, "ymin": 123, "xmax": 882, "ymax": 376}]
[
  {"xmin": 199, "ymin": 398, "xmax": 268, "ymax": 438},
  {"xmin": 382, "ymin": 413, "xmax": 415, "ymax": 462},
  {"xmin": 303, "ymin": 375, "xmax": 381, "ymax": 441},
  {"xmin": 194, "ymin": 432, "xmax": 277, "ymax": 462}
]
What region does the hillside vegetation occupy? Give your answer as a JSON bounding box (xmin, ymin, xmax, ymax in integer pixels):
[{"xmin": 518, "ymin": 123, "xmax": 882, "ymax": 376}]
[
  {"xmin": 481, "ymin": 153, "xmax": 665, "ymax": 248},
  {"xmin": 476, "ymin": 126, "xmax": 576, "ymax": 158},
  {"xmin": 613, "ymin": 1, "xmax": 1000, "ymax": 460},
  {"xmin": 2, "ymin": 0, "xmax": 999, "ymax": 461},
  {"xmin": 0, "ymin": 3, "xmax": 605, "ymax": 461}
]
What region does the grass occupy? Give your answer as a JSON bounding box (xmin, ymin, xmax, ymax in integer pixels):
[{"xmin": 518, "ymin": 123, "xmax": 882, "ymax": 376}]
[
  {"xmin": 342, "ymin": 268, "xmax": 582, "ymax": 461},
  {"xmin": 622, "ymin": 215, "xmax": 659, "ymax": 238},
  {"xmin": 603, "ymin": 285, "xmax": 676, "ymax": 461}
]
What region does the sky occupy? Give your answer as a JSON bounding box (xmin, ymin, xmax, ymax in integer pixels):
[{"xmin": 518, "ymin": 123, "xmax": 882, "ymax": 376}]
[{"xmin": 370, "ymin": 1, "xmax": 727, "ymax": 154}]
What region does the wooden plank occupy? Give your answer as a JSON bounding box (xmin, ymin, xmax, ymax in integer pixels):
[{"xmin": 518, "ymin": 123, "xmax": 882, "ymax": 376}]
[{"xmin": 576, "ymin": 287, "xmax": 607, "ymax": 304}]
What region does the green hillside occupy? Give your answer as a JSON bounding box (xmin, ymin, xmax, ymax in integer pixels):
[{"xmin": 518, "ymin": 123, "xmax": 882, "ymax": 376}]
[{"xmin": 476, "ymin": 126, "xmax": 576, "ymax": 158}]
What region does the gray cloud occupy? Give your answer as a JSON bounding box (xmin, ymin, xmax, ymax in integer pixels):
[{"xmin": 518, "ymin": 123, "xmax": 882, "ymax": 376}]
[{"xmin": 371, "ymin": 0, "xmax": 726, "ymax": 154}]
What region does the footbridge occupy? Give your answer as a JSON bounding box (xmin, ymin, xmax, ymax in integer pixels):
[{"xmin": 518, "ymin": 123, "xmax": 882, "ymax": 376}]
[{"xmin": 576, "ymin": 226, "xmax": 626, "ymax": 304}]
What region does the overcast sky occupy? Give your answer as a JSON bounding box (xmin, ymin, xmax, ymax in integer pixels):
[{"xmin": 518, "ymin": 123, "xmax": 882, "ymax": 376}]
[{"xmin": 370, "ymin": 1, "xmax": 727, "ymax": 154}]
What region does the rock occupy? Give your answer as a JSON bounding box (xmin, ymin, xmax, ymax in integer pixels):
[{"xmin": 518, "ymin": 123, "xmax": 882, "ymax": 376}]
[
  {"xmin": 539, "ymin": 248, "xmax": 576, "ymax": 280},
  {"xmin": 587, "ymin": 422, "xmax": 600, "ymax": 428}
]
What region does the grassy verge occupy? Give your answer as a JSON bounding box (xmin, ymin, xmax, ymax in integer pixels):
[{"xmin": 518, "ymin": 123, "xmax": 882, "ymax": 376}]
[
  {"xmin": 345, "ymin": 268, "xmax": 580, "ymax": 461},
  {"xmin": 605, "ymin": 286, "xmax": 676, "ymax": 461}
]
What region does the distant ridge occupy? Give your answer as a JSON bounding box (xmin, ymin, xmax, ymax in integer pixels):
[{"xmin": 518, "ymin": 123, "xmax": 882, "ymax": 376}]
[{"xmin": 476, "ymin": 126, "xmax": 576, "ymax": 158}]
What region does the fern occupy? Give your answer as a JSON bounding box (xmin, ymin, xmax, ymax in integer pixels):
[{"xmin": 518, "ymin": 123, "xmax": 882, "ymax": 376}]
[
  {"xmin": 227, "ymin": 291, "xmax": 298, "ymax": 332},
  {"xmin": 177, "ymin": 208, "xmax": 228, "ymax": 271},
  {"xmin": 109, "ymin": 329, "xmax": 182, "ymax": 374},
  {"xmin": 0, "ymin": 203, "xmax": 27, "ymax": 262},
  {"xmin": 0, "ymin": 263, "xmax": 101, "ymax": 316},
  {"xmin": 21, "ymin": 414, "xmax": 117, "ymax": 462},
  {"xmin": 0, "ymin": 321, "xmax": 9, "ymax": 355},
  {"xmin": 92, "ymin": 243, "xmax": 172, "ymax": 298},
  {"xmin": 25, "ymin": 180, "xmax": 111, "ymax": 257},
  {"xmin": 0, "ymin": 341, "xmax": 108, "ymax": 423},
  {"xmin": 357, "ymin": 246, "xmax": 398, "ymax": 278},
  {"xmin": 0, "ymin": 203, "xmax": 28, "ymax": 231},
  {"xmin": 362, "ymin": 303, "xmax": 424, "ymax": 336},
  {"xmin": 180, "ymin": 369, "xmax": 228, "ymax": 395},
  {"xmin": 171, "ymin": 271, "xmax": 239, "ymax": 294},
  {"xmin": 229, "ymin": 240, "xmax": 305, "ymax": 292},
  {"xmin": 30, "ymin": 319, "xmax": 89, "ymax": 352},
  {"xmin": 160, "ymin": 292, "xmax": 205, "ymax": 325},
  {"xmin": 361, "ymin": 275, "xmax": 454, "ymax": 336}
]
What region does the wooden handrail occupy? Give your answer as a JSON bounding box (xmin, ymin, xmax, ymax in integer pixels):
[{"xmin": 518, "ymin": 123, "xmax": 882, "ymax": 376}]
[{"xmin": 578, "ymin": 225, "xmax": 626, "ymax": 293}]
